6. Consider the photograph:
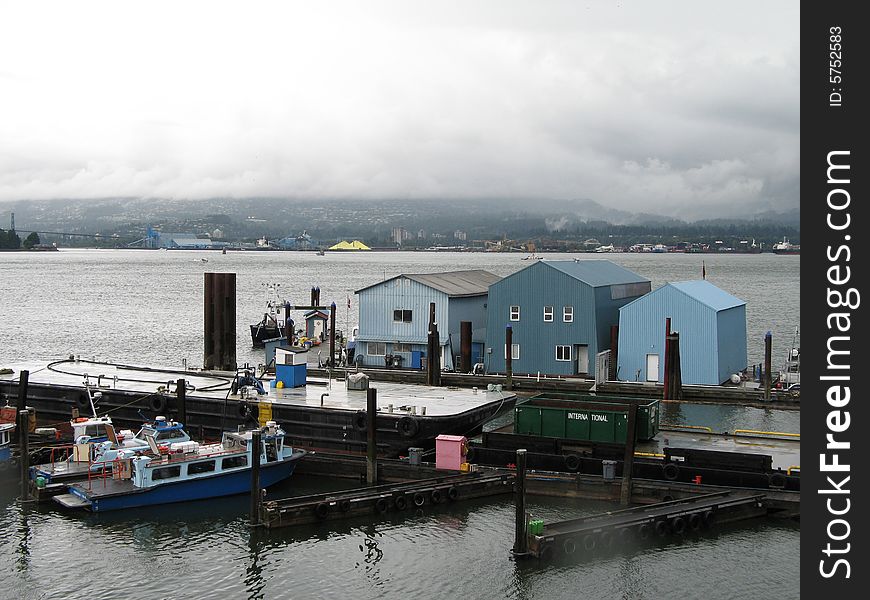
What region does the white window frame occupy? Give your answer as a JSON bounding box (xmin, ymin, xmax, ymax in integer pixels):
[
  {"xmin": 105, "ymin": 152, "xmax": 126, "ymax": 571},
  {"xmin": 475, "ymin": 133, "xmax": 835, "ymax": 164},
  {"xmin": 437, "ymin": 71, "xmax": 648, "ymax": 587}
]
[
  {"xmin": 563, "ymin": 306, "xmax": 574, "ymax": 323},
  {"xmin": 555, "ymin": 345, "xmax": 571, "ymax": 361},
  {"xmin": 504, "ymin": 343, "xmax": 520, "ymax": 360},
  {"xmin": 543, "ymin": 306, "xmax": 554, "ymax": 322},
  {"xmin": 510, "ymin": 305, "xmax": 520, "ymax": 321},
  {"xmin": 369, "ymin": 342, "xmax": 386, "ymax": 356}
]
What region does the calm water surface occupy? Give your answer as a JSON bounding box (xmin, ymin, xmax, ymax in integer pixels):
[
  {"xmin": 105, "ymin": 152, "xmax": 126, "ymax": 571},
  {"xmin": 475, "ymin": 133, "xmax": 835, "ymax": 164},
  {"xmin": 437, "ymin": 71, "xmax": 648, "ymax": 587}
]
[{"xmin": 0, "ymin": 250, "xmax": 799, "ymax": 599}]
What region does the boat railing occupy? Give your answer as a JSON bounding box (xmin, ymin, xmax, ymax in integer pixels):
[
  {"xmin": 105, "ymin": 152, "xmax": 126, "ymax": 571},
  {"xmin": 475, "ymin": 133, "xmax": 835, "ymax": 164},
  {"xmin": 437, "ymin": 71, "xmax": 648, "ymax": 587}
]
[{"xmin": 141, "ymin": 444, "xmax": 244, "ymax": 467}]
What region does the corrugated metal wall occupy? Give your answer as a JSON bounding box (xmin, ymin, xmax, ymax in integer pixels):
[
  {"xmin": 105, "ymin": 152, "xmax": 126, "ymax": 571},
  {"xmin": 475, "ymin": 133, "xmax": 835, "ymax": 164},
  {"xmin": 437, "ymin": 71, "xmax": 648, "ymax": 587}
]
[
  {"xmin": 484, "ymin": 262, "xmax": 599, "ymax": 376},
  {"xmin": 617, "ymin": 285, "xmax": 747, "ymax": 385},
  {"xmin": 716, "ymin": 305, "xmax": 748, "ymax": 383}
]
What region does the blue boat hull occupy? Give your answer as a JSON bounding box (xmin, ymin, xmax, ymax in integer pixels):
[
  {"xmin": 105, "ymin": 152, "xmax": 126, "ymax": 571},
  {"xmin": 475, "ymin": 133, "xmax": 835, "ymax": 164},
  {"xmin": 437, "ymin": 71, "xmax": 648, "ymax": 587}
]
[{"xmin": 76, "ymin": 454, "xmax": 302, "ymax": 512}]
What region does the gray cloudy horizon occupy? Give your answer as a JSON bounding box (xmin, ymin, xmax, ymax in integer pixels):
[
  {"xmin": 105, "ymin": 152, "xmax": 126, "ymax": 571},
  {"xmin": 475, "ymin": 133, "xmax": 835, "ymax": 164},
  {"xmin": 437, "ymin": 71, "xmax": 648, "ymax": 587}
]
[{"xmin": 0, "ymin": 0, "xmax": 799, "ymax": 220}]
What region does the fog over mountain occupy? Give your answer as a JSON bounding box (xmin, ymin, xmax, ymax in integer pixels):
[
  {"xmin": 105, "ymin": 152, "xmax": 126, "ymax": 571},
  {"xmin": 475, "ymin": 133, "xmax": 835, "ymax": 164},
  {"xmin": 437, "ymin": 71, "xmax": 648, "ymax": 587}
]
[{"xmin": 1, "ymin": 1, "xmax": 799, "ymax": 220}]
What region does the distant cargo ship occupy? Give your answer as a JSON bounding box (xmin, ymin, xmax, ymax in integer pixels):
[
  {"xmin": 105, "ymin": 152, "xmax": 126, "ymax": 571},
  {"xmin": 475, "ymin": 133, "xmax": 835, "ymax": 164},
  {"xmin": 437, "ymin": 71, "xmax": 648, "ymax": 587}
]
[{"xmin": 772, "ymin": 237, "xmax": 800, "ymax": 255}]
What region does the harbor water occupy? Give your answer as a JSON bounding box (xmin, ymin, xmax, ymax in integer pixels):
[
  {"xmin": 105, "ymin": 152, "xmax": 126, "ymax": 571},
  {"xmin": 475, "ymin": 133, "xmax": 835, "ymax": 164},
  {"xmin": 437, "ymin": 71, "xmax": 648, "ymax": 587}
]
[{"xmin": 0, "ymin": 250, "xmax": 799, "ymax": 599}]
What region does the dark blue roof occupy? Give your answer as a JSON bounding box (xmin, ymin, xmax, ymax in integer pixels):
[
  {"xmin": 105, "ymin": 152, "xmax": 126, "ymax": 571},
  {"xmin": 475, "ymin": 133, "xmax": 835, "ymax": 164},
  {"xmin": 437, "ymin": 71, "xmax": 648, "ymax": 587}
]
[{"xmin": 545, "ymin": 260, "xmax": 649, "ymax": 287}]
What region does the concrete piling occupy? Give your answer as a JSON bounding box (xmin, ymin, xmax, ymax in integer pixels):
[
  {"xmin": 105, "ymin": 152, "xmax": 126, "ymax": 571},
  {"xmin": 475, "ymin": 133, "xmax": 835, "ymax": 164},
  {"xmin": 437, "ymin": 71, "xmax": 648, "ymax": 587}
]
[{"xmin": 204, "ymin": 272, "xmax": 237, "ymax": 371}]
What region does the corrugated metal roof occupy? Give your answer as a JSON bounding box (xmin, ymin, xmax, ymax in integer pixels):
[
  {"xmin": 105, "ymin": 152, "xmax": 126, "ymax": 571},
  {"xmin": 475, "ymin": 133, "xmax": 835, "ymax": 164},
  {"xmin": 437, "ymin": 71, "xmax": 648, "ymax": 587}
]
[
  {"xmin": 545, "ymin": 260, "xmax": 649, "ymax": 287},
  {"xmin": 669, "ymin": 280, "xmax": 746, "ymax": 311},
  {"xmin": 356, "ymin": 270, "xmax": 501, "ymax": 297}
]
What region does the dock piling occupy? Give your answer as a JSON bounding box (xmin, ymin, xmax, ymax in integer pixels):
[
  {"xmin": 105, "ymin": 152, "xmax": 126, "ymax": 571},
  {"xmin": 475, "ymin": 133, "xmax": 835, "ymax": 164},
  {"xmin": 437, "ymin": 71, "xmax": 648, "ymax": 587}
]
[
  {"xmin": 15, "ymin": 369, "xmax": 28, "ymax": 446},
  {"xmin": 177, "ymin": 378, "xmax": 187, "ymax": 425},
  {"xmin": 512, "ymin": 448, "xmax": 528, "ymax": 556},
  {"xmin": 250, "ymin": 428, "xmax": 262, "ymax": 526},
  {"xmin": 19, "ymin": 409, "xmax": 30, "ymax": 502},
  {"xmin": 329, "ymin": 301, "xmax": 337, "ymax": 369},
  {"xmin": 366, "ymin": 388, "xmax": 378, "ymax": 484},
  {"xmin": 764, "ymin": 331, "xmax": 772, "ymax": 401},
  {"xmin": 505, "ymin": 325, "xmax": 513, "ymax": 391},
  {"xmin": 204, "ymin": 272, "xmax": 237, "ymax": 371},
  {"xmin": 460, "ymin": 321, "xmax": 472, "ymax": 373},
  {"xmin": 620, "ymin": 402, "xmax": 638, "ymax": 505}
]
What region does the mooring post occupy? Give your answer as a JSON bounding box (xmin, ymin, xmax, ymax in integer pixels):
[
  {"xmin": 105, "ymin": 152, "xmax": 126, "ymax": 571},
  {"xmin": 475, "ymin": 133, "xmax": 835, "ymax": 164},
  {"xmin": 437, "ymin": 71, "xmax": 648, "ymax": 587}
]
[
  {"xmin": 431, "ymin": 322, "xmax": 441, "ymax": 387},
  {"xmin": 460, "ymin": 321, "xmax": 472, "ymax": 374},
  {"xmin": 250, "ymin": 428, "xmax": 262, "ymax": 526},
  {"xmin": 426, "ymin": 302, "xmax": 436, "ymax": 386},
  {"xmin": 512, "ymin": 448, "xmax": 528, "ymax": 555},
  {"xmin": 329, "ymin": 301, "xmax": 337, "ymax": 370},
  {"xmin": 176, "ymin": 379, "xmax": 187, "ymax": 425},
  {"xmin": 15, "ymin": 369, "xmax": 29, "ymax": 446},
  {"xmin": 19, "ymin": 409, "xmax": 30, "ymax": 502},
  {"xmin": 620, "ymin": 403, "xmax": 639, "ymax": 505},
  {"xmin": 204, "ymin": 272, "xmax": 237, "ymax": 371},
  {"xmin": 366, "ymin": 388, "xmax": 378, "ymax": 485},
  {"xmin": 764, "ymin": 331, "xmax": 772, "ymax": 401},
  {"xmin": 505, "ymin": 325, "xmax": 513, "ymax": 391}
]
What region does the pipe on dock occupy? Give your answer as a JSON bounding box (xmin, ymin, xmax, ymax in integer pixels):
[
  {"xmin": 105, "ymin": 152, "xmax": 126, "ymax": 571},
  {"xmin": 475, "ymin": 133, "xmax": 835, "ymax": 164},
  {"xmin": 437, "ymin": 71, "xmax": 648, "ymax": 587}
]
[
  {"xmin": 176, "ymin": 378, "xmax": 187, "ymax": 425},
  {"xmin": 204, "ymin": 272, "xmax": 237, "ymax": 371},
  {"xmin": 460, "ymin": 321, "xmax": 473, "ymax": 374},
  {"xmin": 19, "ymin": 409, "xmax": 30, "ymax": 502},
  {"xmin": 764, "ymin": 331, "xmax": 772, "ymax": 401},
  {"xmin": 620, "ymin": 402, "xmax": 638, "ymax": 505},
  {"xmin": 250, "ymin": 428, "xmax": 262, "ymax": 526},
  {"xmin": 366, "ymin": 388, "xmax": 378, "ymax": 485},
  {"xmin": 505, "ymin": 325, "xmax": 513, "ymax": 391},
  {"xmin": 512, "ymin": 448, "xmax": 528, "ymax": 556},
  {"xmin": 15, "ymin": 369, "xmax": 28, "ymax": 446}
]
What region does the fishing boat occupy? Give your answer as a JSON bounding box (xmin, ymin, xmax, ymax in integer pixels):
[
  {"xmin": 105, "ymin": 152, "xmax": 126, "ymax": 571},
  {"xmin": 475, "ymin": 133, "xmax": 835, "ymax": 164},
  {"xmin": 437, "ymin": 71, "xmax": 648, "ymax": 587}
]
[
  {"xmin": 54, "ymin": 421, "xmax": 305, "ymax": 512},
  {"xmin": 250, "ymin": 283, "xmax": 294, "ymax": 347}
]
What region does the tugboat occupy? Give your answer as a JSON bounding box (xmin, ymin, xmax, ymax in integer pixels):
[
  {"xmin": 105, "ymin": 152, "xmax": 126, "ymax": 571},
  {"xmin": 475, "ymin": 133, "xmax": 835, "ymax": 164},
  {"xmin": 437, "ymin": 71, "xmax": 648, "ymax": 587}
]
[
  {"xmin": 772, "ymin": 237, "xmax": 800, "ymax": 255},
  {"xmin": 250, "ymin": 283, "xmax": 294, "ymax": 347},
  {"xmin": 54, "ymin": 421, "xmax": 305, "ymax": 512}
]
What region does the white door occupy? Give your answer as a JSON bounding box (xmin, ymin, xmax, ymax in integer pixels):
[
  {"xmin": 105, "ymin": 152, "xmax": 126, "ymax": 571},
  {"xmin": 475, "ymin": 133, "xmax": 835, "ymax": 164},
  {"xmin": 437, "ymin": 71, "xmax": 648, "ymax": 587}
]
[
  {"xmin": 646, "ymin": 353, "xmax": 660, "ymax": 382},
  {"xmin": 575, "ymin": 345, "xmax": 589, "ymax": 375}
]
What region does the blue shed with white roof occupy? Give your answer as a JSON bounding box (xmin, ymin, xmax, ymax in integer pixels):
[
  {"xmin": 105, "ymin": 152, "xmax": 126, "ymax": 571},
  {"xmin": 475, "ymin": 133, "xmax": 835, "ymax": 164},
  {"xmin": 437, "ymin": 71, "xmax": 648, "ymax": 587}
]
[{"xmin": 616, "ymin": 280, "xmax": 747, "ymax": 385}]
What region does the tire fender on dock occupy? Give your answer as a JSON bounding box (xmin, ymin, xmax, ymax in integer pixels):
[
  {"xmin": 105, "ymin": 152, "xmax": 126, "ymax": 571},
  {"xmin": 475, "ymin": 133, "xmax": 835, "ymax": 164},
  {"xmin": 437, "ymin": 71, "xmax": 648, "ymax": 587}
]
[
  {"xmin": 413, "ymin": 492, "xmax": 426, "ymax": 507},
  {"xmin": 563, "ymin": 453, "xmax": 581, "ymax": 472},
  {"xmin": 397, "ymin": 416, "xmax": 419, "ymax": 438},
  {"xmin": 662, "ymin": 463, "xmax": 680, "ymax": 481},
  {"xmin": 393, "ymin": 494, "xmax": 408, "ymax": 511},
  {"xmin": 670, "ymin": 516, "xmax": 687, "ymax": 536},
  {"xmin": 314, "ymin": 502, "xmax": 330, "ymax": 519},
  {"xmin": 353, "ymin": 411, "xmax": 367, "ymax": 431},
  {"xmin": 150, "ymin": 395, "xmax": 167, "ymax": 414},
  {"xmin": 374, "ymin": 498, "xmax": 388, "ymax": 513}
]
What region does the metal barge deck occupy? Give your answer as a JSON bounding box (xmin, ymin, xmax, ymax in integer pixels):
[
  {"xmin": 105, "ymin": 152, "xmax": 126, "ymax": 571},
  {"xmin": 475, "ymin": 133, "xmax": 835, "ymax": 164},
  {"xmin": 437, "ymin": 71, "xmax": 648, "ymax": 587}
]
[{"xmin": 0, "ymin": 360, "xmax": 515, "ymax": 457}]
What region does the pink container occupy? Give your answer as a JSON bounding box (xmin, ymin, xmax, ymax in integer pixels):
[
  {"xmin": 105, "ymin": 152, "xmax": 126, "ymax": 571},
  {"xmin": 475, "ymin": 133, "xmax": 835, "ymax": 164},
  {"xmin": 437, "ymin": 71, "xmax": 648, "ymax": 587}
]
[{"xmin": 435, "ymin": 434, "xmax": 467, "ymax": 471}]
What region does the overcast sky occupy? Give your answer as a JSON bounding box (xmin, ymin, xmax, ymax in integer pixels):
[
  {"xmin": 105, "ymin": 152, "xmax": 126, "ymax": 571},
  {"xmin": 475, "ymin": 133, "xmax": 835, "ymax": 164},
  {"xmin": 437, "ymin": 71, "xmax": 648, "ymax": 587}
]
[{"xmin": 0, "ymin": 1, "xmax": 799, "ymax": 219}]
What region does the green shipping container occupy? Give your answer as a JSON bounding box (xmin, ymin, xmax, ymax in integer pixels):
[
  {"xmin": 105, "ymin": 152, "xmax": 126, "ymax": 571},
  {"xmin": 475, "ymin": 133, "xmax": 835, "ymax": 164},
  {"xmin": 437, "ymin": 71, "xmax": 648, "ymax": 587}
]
[{"xmin": 514, "ymin": 393, "xmax": 660, "ymax": 443}]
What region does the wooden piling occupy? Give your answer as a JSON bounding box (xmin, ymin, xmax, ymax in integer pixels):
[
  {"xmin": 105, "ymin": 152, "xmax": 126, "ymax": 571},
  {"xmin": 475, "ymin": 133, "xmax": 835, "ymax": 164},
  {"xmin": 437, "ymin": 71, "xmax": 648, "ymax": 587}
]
[
  {"xmin": 431, "ymin": 323, "xmax": 441, "ymax": 387},
  {"xmin": 505, "ymin": 325, "xmax": 513, "ymax": 391},
  {"xmin": 663, "ymin": 318, "xmax": 671, "ymax": 400},
  {"xmin": 250, "ymin": 428, "xmax": 262, "ymax": 526},
  {"xmin": 204, "ymin": 272, "xmax": 237, "ymax": 371},
  {"xmin": 15, "ymin": 370, "xmax": 28, "ymax": 446},
  {"xmin": 460, "ymin": 321, "xmax": 472, "ymax": 373},
  {"xmin": 619, "ymin": 402, "xmax": 638, "ymax": 505},
  {"xmin": 366, "ymin": 388, "xmax": 378, "ymax": 485},
  {"xmin": 609, "ymin": 325, "xmax": 619, "ymax": 380},
  {"xmin": 512, "ymin": 448, "xmax": 528, "ymax": 556},
  {"xmin": 426, "ymin": 303, "xmax": 436, "ymax": 386},
  {"xmin": 176, "ymin": 379, "xmax": 187, "ymax": 425},
  {"xmin": 764, "ymin": 331, "xmax": 772, "ymax": 401},
  {"xmin": 19, "ymin": 409, "xmax": 30, "ymax": 502}
]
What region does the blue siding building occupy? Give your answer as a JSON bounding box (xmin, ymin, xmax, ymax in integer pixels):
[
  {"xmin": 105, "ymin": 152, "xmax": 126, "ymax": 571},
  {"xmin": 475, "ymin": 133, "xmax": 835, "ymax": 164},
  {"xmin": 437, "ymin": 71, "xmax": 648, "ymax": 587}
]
[
  {"xmin": 355, "ymin": 270, "xmax": 501, "ymax": 370},
  {"xmin": 617, "ymin": 280, "xmax": 747, "ymax": 385},
  {"xmin": 484, "ymin": 260, "xmax": 650, "ymax": 377}
]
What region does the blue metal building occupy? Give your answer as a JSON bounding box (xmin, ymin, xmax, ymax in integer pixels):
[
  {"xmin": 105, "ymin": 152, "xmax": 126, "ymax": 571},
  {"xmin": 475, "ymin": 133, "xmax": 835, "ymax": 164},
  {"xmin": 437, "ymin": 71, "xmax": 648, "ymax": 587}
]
[
  {"xmin": 616, "ymin": 280, "xmax": 747, "ymax": 385},
  {"xmin": 484, "ymin": 260, "xmax": 650, "ymax": 377},
  {"xmin": 355, "ymin": 270, "xmax": 501, "ymax": 370}
]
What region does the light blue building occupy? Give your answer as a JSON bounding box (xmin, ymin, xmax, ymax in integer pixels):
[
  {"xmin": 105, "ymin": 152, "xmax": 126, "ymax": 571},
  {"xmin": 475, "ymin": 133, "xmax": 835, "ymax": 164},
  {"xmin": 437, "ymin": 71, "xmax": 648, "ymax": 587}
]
[
  {"xmin": 617, "ymin": 280, "xmax": 747, "ymax": 385},
  {"xmin": 484, "ymin": 260, "xmax": 650, "ymax": 377},
  {"xmin": 355, "ymin": 270, "xmax": 501, "ymax": 370}
]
